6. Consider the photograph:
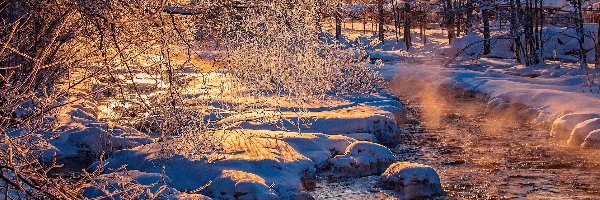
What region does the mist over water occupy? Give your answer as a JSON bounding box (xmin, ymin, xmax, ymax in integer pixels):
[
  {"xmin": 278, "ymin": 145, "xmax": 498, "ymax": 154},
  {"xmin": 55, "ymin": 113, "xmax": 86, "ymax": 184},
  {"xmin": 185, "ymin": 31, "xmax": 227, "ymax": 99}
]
[{"xmin": 388, "ymin": 75, "xmax": 600, "ymax": 199}]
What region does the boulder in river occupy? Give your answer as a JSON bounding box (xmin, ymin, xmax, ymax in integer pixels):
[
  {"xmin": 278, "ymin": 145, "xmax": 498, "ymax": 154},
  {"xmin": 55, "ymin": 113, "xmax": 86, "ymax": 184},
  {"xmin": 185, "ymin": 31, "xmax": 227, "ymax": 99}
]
[
  {"xmin": 328, "ymin": 141, "xmax": 395, "ymax": 177},
  {"xmin": 552, "ymin": 113, "xmax": 600, "ymax": 140},
  {"xmin": 380, "ymin": 162, "xmax": 445, "ymax": 200},
  {"xmin": 582, "ymin": 129, "xmax": 600, "ymax": 149},
  {"xmin": 567, "ymin": 118, "xmax": 600, "ymax": 146},
  {"xmin": 207, "ymin": 170, "xmax": 278, "ymax": 200}
]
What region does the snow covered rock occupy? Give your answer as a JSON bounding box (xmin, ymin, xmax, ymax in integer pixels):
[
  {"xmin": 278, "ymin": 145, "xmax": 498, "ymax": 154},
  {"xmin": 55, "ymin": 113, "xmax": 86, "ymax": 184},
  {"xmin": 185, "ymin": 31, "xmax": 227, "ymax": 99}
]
[
  {"xmin": 567, "ymin": 118, "xmax": 600, "ymax": 146},
  {"xmin": 486, "ymin": 98, "xmax": 505, "ymax": 110},
  {"xmin": 328, "ymin": 141, "xmax": 395, "ymax": 177},
  {"xmin": 45, "ymin": 125, "xmax": 152, "ymax": 160},
  {"xmin": 282, "ymin": 133, "xmax": 355, "ymax": 165},
  {"xmin": 581, "ymin": 129, "xmax": 600, "ymax": 149},
  {"xmin": 228, "ymin": 105, "xmax": 400, "ymax": 143},
  {"xmin": 517, "ymin": 108, "xmax": 540, "ymax": 121},
  {"xmin": 552, "ymin": 113, "xmax": 600, "ymax": 139},
  {"xmin": 100, "ymin": 130, "xmax": 355, "ymax": 199},
  {"xmin": 45, "ymin": 102, "xmax": 152, "ymax": 160},
  {"xmin": 207, "ymin": 170, "xmax": 278, "ymax": 200},
  {"xmin": 380, "ymin": 162, "xmax": 445, "ymax": 200},
  {"xmin": 67, "ymin": 127, "xmax": 151, "ymax": 154},
  {"xmin": 489, "ymin": 102, "xmax": 511, "ymax": 113}
]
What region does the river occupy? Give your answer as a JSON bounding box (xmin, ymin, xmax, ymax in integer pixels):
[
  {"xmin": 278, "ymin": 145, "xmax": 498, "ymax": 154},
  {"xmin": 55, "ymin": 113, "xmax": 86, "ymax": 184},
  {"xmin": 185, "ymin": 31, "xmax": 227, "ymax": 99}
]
[{"xmin": 309, "ymin": 61, "xmax": 600, "ymax": 199}]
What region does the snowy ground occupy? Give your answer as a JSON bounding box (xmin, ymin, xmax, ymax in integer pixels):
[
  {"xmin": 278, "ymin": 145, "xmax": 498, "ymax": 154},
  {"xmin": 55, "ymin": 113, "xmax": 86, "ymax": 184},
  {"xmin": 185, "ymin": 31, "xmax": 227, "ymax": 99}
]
[
  {"xmin": 309, "ymin": 23, "xmax": 600, "ymax": 198},
  {"xmin": 40, "ymin": 46, "xmax": 413, "ymax": 199},
  {"xmin": 39, "ymin": 21, "xmax": 600, "ymax": 199},
  {"xmin": 344, "ymin": 23, "xmax": 600, "ymax": 150}
]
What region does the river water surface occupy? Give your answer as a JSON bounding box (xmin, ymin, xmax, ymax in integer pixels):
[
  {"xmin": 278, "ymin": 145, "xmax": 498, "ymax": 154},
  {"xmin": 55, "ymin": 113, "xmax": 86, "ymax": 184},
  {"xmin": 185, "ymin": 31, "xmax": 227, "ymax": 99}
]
[{"xmin": 309, "ymin": 67, "xmax": 600, "ymax": 199}]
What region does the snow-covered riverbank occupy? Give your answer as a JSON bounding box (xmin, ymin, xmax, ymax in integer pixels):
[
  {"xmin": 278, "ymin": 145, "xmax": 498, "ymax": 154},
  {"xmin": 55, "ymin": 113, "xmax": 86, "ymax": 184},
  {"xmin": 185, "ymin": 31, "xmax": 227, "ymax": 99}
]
[
  {"xmin": 38, "ymin": 58, "xmax": 448, "ymax": 199},
  {"xmin": 347, "ymin": 25, "xmax": 600, "ymax": 150}
]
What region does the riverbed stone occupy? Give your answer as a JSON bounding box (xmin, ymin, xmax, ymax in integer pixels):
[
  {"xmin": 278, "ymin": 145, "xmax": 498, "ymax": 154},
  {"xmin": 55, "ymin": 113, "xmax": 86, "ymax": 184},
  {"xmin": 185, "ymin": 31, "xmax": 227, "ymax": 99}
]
[
  {"xmin": 380, "ymin": 162, "xmax": 445, "ymax": 200},
  {"xmin": 328, "ymin": 141, "xmax": 395, "ymax": 177},
  {"xmin": 582, "ymin": 129, "xmax": 600, "ymax": 149},
  {"xmin": 568, "ymin": 118, "xmax": 600, "ymax": 146}
]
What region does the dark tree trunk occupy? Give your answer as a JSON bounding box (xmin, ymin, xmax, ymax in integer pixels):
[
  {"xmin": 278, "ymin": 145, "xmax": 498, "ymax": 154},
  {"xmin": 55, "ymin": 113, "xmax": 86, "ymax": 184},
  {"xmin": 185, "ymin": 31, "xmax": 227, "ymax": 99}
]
[
  {"xmin": 510, "ymin": 0, "xmax": 523, "ymax": 63},
  {"xmin": 539, "ymin": 0, "xmax": 545, "ymax": 61},
  {"xmin": 445, "ymin": 0, "xmax": 455, "ymax": 43},
  {"xmin": 364, "ymin": 17, "xmax": 367, "ymax": 35},
  {"xmin": 597, "ymin": 16, "xmax": 600, "ymax": 66},
  {"xmin": 379, "ymin": 0, "xmax": 385, "ymax": 45},
  {"xmin": 483, "ymin": 7, "xmax": 491, "ymax": 55},
  {"xmin": 394, "ymin": 6, "xmax": 400, "ymax": 42},
  {"xmin": 404, "ymin": 2, "xmax": 412, "ymax": 49},
  {"xmin": 575, "ymin": 0, "xmax": 587, "ymax": 68},
  {"xmin": 335, "ymin": 5, "xmax": 342, "ymax": 40},
  {"xmin": 316, "ymin": 0, "xmax": 323, "ymax": 33},
  {"xmin": 466, "ymin": 0, "xmax": 474, "ymax": 34}
]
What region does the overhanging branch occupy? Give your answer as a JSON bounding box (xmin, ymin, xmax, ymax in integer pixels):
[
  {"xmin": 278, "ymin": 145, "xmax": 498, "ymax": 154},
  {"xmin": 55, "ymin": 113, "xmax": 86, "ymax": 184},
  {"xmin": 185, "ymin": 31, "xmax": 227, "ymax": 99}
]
[{"xmin": 163, "ymin": 2, "xmax": 251, "ymax": 15}]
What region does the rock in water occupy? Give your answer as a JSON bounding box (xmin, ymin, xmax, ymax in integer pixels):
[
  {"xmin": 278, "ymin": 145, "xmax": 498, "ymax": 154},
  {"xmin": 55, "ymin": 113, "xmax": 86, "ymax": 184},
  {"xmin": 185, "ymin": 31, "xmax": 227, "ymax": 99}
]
[
  {"xmin": 380, "ymin": 162, "xmax": 445, "ymax": 200},
  {"xmin": 328, "ymin": 141, "xmax": 395, "ymax": 177},
  {"xmin": 567, "ymin": 118, "xmax": 600, "ymax": 146},
  {"xmin": 582, "ymin": 129, "xmax": 600, "ymax": 149},
  {"xmin": 208, "ymin": 170, "xmax": 278, "ymax": 200},
  {"xmin": 552, "ymin": 113, "xmax": 599, "ymax": 140}
]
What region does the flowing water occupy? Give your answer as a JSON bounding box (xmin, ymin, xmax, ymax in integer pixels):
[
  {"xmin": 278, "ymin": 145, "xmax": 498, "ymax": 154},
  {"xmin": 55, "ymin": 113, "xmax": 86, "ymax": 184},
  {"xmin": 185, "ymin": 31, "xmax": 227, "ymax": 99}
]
[{"xmin": 309, "ymin": 68, "xmax": 600, "ymax": 199}]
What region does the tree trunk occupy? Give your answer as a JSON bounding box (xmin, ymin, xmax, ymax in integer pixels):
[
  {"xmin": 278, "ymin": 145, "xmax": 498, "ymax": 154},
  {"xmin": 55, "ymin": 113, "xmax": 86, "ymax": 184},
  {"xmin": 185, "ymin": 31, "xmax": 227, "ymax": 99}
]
[
  {"xmin": 422, "ymin": 17, "xmax": 427, "ymax": 45},
  {"xmin": 364, "ymin": 17, "xmax": 367, "ymax": 35},
  {"xmin": 379, "ymin": 0, "xmax": 385, "ymax": 45},
  {"xmin": 466, "ymin": 0, "xmax": 474, "ymax": 34},
  {"xmin": 539, "ymin": 1, "xmax": 545, "ymax": 62},
  {"xmin": 482, "ymin": 7, "xmax": 491, "ymax": 55},
  {"xmin": 576, "ymin": 0, "xmax": 587, "ymax": 68},
  {"xmin": 395, "ymin": 6, "xmax": 400, "ymax": 42},
  {"xmin": 510, "ymin": 0, "xmax": 523, "ymax": 63},
  {"xmin": 445, "ymin": 0, "xmax": 455, "ymax": 43},
  {"xmin": 316, "ymin": 0, "xmax": 323, "ymax": 33},
  {"xmin": 404, "ymin": 2, "xmax": 412, "ymax": 49},
  {"xmin": 335, "ymin": 5, "xmax": 342, "ymax": 40},
  {"xmin": 596, "ymin": 16, "xmax": 600, "ymax": 66}
]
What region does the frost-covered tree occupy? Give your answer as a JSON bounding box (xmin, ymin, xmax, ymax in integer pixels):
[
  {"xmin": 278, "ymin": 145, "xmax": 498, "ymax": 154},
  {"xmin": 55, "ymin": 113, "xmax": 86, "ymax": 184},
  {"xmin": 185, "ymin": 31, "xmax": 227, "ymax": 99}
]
[{"xmin": 1, "ymin": 0, "xmax": 384, "ymax": 198}]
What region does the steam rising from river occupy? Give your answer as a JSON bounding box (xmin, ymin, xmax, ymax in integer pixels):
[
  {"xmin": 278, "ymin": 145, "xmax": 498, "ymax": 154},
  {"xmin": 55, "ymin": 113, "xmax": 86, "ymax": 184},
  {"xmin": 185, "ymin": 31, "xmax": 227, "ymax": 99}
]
[{"xmin": 389, "ymin": 76, "xmax": 519, "ymax": 136}]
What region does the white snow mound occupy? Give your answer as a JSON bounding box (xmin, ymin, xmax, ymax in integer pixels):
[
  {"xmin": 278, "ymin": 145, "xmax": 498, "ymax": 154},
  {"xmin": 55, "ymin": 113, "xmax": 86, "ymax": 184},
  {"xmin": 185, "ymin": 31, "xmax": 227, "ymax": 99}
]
[
  {"xmin": 552, "ymin": 113, "xmax": 600, "ymax": 139},
  {"xmin": 567, "ymin": 118, "xmax": 600, "ymax": 146},
  {"xmin": 380, "ymin": 162, "xmax": 445, "ymax": 200},
  {"xmin": 328, "ymin": 141, "xmax": 395, "ymax": 177},
  {"xmin": 582, "ymin": 129, "xmax": 600, "ymax": 149},
  {"xmin": 208, "ymin": 170, "xmax": 278, "ymax": 200}
]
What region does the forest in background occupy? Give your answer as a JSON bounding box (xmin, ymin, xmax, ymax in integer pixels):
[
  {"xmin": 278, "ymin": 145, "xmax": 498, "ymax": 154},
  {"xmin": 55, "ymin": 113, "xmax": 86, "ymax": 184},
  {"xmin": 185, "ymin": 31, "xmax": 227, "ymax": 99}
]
[{"xmin": 1, "ymin": 0, "xmax": 599, "ymax": 199}]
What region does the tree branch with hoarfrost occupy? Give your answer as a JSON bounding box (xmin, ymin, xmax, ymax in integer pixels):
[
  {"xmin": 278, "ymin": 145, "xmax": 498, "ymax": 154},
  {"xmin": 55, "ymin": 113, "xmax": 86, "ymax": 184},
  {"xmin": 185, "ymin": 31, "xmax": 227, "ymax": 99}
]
[{"xmin": 0, "ymin": 0, "xmax": 384, "ymax": 198}]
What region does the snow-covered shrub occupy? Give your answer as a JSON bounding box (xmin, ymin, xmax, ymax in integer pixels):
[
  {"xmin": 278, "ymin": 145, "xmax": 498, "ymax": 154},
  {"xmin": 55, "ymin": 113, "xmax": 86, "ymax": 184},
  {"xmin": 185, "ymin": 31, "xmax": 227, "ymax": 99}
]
[
  {"xmin": 1, "ymin": 0, "xmax": 386, "ymax": 198},
  {"xmin": 380, "ymin": 162, "xmax": 445, "ymax": 199},
  {"xmin": 84, "ymin": 170, "xmax": 174, "ymax": 199},
  {"xmin": 202, "ymin": 0, "xmax": 385, "ymax": 99}
]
